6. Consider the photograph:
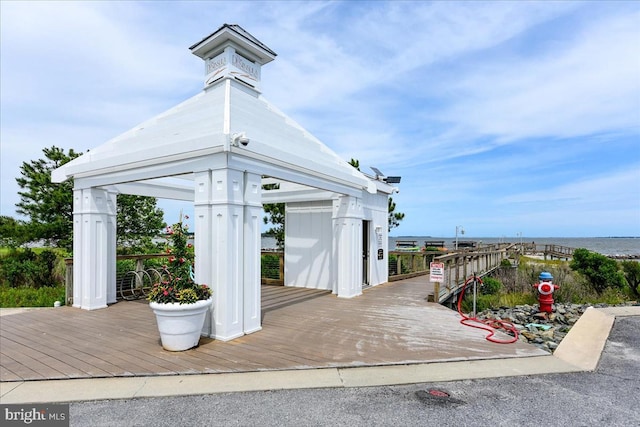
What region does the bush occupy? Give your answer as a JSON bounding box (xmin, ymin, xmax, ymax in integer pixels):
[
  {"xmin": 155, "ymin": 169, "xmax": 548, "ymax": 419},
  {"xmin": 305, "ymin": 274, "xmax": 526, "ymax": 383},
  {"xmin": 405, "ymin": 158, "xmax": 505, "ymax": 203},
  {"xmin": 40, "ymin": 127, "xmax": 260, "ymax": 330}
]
[
  {"xmin": 481, "ymin": 276, "xmax": 502, "ymax": 295},
  {"xmin": 0, "ymin": 285, "xmax": 65, "ymax": 307},
  {"xmin": 0, "ymin": 248, "xmax": 65, "ymax": 288},
  {"xmin": 621, "ymin": 260, "xmax": 640, "ymax": 298},
  {"xmin": 500, "ymin": 258, "xmax": 513, "ymax": 268},
  {"xmin": 261, "ymin": 254, "xmax": 281, "ymax": 280},
  {"xmin": 570, "ymin": 248, "xmax": 626, "ymax": 293}
]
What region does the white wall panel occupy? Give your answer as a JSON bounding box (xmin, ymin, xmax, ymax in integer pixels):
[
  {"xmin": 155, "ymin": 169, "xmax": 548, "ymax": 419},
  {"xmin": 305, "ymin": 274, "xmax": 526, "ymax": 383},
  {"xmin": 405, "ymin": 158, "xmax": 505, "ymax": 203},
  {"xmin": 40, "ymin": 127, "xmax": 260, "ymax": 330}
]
[{"xmin": 285, "ymin": 201, "xmax": 334, "ymax": 290}]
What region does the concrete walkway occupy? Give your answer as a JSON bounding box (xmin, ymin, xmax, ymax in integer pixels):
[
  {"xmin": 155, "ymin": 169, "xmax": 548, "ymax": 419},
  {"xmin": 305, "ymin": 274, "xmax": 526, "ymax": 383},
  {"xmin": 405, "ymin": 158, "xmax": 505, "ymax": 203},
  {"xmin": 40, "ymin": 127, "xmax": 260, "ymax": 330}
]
[{"xmin": 2, "ymin": 305, "xmax": 637, "ymax": 404}]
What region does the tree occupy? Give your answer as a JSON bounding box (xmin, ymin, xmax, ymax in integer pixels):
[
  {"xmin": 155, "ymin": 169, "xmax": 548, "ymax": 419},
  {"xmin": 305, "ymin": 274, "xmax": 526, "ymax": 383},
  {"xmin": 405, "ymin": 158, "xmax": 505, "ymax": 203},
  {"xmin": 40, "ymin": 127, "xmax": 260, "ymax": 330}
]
[
  {"xmin": 348, "ymin": 158, "xmax": 405, "ymax": 232},
  {"xmin": 16, "ymin": 146, "xmax": 81, "ymax": 251},
  {"xmin": 569, "ymin": 248, "xmax": 626, "ymax": 293},
  {"xmin": 0, "ymin": 216, "xmax": 25, "ymax": 248},
  {"xmin": 262, "ymin": 182, "xmax": 285, "ymax": 249},
  {"xmin": 388, "ymin": 197, "xmax": 405, "ymax": 232},
  {"xmin": 15, "ymin": 146, "xmax": 166, "ymax": 253},
  {"xmin": 116, "ymin": 195, "xmax": 165, "ymax": 252}
]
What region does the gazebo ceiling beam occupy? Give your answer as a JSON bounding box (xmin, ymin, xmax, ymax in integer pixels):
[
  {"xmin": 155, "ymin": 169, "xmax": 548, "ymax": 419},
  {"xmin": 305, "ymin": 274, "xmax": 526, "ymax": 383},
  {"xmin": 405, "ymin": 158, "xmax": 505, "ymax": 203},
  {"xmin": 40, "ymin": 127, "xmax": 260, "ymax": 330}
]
[{"xmin": 108, "ymin": 181, "xmax": 194, "ymax": 201}]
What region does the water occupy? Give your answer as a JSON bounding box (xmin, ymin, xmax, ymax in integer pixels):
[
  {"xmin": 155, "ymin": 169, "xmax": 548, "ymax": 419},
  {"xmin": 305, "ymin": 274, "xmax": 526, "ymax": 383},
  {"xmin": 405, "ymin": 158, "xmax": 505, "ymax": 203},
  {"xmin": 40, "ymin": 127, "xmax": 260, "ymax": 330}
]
[
  {"xmin": 390, "ymin": 236, "xmax": 640, "ymax": 257},
  {"xmin": 262, "ymin": 235, "xmax": 640, "ymax": 257}
]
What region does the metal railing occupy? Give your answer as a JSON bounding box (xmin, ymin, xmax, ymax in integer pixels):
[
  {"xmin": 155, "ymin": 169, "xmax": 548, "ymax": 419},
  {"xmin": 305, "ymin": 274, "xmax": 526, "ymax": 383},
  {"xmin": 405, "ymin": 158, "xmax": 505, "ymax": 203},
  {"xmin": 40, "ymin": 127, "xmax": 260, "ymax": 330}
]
[{"xmin": 64, "ymin": 244, "xmax": 512, "ymax": 305}]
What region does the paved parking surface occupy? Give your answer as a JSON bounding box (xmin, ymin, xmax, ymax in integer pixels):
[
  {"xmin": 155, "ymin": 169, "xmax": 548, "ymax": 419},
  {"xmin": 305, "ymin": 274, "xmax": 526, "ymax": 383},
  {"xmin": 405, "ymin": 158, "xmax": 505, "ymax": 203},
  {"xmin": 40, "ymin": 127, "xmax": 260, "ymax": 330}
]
[{"xmin": 68, "ymin": 316, "xmax": 640, "ymax": 427}]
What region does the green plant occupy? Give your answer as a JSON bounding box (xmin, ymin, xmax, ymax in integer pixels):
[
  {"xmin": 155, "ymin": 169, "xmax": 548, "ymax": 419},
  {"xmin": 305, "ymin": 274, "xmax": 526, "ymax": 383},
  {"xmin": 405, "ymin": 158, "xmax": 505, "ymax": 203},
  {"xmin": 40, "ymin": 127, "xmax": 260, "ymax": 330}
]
[
  {"xmin": 261, "ymin": 254, "xmax": 281, "ymax": 279},
  {"xmin": 388, "ymin": 254, "xmax": 411, "ymax": 275},
  {"xmin": 500, "ymin": 258, "xmax": 513, "ymax": 267},
  {"xmin": 570, "ymin": 248, "xmax": 626, "ymax": 293},
  {"xmin": 621, "ymin": 260, "xmax": 640, "ymax": 298},
  {"xmin": 0, "ymin": 284, "xmax": 65, "ymax": 307},
  {"xmin": 497, "ymin": 292, "xmax": 537, "ymax": 307},
  {"xmin": 147, "ymin": 214, "xmax": 211, "ymax": 304},
  {"xmin": 481, "ymin": 276, "xmax": 502, "ymax": 295},
  {"xmin": 0, "ymin": 248, "xmax": 64, "ymax": 288},
  {"xmin": 461, "ymin": 293, "xmax": 499, "ymax": 313}
]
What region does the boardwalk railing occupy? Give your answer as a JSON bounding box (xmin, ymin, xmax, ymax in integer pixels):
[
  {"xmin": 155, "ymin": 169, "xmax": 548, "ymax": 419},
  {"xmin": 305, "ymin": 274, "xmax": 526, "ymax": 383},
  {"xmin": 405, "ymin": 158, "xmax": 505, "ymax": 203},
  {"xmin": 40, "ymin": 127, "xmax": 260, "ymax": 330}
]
[
  {"xmin": 64, "ymin": 245, "xmax": 514, "ymax": 305},
  {"xmin": 431, "ymin": 243, "xmax": 512, "ymax": 304},
  {"xmin": 511, "ymin": 243, "xmax": 575, "ymax": 260}
]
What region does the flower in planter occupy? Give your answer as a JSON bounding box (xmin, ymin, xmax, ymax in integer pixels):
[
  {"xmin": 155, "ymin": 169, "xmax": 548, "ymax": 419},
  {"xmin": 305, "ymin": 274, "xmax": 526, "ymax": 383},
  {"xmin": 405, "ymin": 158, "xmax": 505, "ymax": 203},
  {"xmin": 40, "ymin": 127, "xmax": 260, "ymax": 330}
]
[{"xmin": 147, "ymin": 213, "xmax": 212, "ymax": 304}]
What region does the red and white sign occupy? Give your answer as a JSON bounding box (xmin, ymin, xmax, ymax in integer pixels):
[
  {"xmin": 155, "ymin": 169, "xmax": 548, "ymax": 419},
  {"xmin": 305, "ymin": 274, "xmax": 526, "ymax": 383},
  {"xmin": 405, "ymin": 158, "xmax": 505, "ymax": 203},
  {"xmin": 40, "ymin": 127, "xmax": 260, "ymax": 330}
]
[{"xmin": 429, "ymin": 262, "xmax": 445, "ymax": 282}]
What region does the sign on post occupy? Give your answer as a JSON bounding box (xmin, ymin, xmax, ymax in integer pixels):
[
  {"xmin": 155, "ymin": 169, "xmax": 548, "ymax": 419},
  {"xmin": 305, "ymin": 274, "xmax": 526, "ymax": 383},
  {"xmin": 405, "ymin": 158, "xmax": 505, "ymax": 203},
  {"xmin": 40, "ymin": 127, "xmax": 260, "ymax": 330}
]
[{"xmin": 429, "ymin": 262, "xmax": 444, "ymax": 283}]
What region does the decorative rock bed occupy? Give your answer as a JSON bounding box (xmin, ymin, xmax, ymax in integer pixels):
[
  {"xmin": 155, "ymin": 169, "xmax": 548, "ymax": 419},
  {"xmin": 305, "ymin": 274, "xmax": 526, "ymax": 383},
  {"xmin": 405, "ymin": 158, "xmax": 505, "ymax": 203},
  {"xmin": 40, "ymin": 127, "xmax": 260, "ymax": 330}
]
[{"xmin": 474, "ymin": 302, "xmax": 638, "ymax": 353}]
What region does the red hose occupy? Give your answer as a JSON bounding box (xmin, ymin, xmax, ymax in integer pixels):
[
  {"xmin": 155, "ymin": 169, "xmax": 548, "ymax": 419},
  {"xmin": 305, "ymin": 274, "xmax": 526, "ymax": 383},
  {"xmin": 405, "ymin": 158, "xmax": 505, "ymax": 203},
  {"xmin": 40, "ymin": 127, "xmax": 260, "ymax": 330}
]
[{"xmin": 456, "ymin": 275, "xmax": 519, "ymax": 344}]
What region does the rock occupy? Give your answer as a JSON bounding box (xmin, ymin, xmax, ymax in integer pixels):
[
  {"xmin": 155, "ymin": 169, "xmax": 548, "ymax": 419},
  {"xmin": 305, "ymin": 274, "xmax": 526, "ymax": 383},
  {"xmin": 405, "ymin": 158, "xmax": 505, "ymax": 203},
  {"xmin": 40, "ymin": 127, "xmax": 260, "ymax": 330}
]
[
  {"xmin": 540, "ymin": 329, "xmax": 555, "ymax": 340},
  {"xmin": 471, "ymin": 302, "xmax": 623, "ymax": 354}
]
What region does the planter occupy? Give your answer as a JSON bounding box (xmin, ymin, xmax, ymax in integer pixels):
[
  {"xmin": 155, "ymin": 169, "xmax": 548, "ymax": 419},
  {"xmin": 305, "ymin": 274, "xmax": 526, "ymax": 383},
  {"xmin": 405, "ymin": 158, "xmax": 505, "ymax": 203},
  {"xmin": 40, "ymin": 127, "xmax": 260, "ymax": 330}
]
[{"xmin": 149, "ymin": 298, "xmax": 212, "ymax": 351}]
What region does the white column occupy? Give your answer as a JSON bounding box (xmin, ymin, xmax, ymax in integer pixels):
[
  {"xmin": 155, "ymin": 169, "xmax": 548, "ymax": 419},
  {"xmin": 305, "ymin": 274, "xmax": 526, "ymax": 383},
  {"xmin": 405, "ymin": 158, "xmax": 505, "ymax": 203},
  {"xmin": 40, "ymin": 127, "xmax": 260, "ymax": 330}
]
[
  {"xmin": 333, "ymin": 195, "xmax": 363, "ymax": 298},
  {"xmin": 195, "ymin": 168, "xmax": 246, "ymax": 341},
  {"xmin": 106, "ymin": 191, "xmax": 117, "ymax": 304},
  {"xmin": 194, "ymin": 170, "xmax": 214, "ymax": 337},
  {"xmin": 243, "ymin": 172, "xmax": 262, "ymax": 334},
  {"xmin": 73, "ymin": 187, "xmax": 111, "ymax": 310},
  {"xmin": 72, "ymin": 190, "xmax": 83, "ymax": 308}
]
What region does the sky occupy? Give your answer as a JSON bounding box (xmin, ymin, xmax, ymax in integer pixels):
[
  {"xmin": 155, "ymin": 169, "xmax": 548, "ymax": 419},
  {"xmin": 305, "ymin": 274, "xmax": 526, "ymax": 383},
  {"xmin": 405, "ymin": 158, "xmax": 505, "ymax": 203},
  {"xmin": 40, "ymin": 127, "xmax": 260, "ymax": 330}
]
[{"xmin": 1, "ymin": 1, "xmax": 639, "ymax": 238}]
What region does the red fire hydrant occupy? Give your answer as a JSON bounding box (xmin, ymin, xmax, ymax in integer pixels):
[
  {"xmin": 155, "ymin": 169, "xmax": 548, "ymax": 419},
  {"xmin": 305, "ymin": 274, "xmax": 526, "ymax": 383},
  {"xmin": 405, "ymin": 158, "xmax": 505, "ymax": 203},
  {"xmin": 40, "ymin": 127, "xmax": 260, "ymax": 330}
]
[{"xmin": 533, "ymin": 272, "xmax": 559, "ymax": 313}]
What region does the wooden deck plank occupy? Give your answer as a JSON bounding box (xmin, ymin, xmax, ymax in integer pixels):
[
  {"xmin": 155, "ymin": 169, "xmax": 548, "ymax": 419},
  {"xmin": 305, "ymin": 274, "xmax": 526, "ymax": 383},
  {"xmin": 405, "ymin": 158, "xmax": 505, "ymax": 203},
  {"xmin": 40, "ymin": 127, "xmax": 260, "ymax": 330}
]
[
  {"xmin": 1, "ymin": 280, "xmax": 545, "ymax": 382},
  {"xmin": 2, "ymin": 317, "xmax": 150, "ymax": 378}
]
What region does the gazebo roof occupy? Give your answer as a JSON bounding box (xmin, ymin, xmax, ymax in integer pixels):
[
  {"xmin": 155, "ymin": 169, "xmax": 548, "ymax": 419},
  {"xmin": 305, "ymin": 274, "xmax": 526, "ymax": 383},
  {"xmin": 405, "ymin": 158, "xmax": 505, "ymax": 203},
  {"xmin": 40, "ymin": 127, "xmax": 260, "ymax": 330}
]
[{"xmin": 53, "ymin": 24, "xmax": 386, "ymax": 198}]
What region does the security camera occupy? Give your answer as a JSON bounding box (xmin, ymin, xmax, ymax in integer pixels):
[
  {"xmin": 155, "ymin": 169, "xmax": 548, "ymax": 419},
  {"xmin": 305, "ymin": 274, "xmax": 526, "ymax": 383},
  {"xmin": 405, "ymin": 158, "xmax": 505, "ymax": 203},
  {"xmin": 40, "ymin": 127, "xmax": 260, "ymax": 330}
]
[{"xmin": 231, "ymin": 132, "xmax": 250, "ymax": 147}]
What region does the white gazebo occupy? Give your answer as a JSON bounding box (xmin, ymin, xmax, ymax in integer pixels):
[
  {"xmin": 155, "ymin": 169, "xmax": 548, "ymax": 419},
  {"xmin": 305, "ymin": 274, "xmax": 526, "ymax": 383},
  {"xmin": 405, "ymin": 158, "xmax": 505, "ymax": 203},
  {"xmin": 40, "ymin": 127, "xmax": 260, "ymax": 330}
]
[{"xmin": 53, "ymin": 24, "xmax": 399, "ymax": 341}]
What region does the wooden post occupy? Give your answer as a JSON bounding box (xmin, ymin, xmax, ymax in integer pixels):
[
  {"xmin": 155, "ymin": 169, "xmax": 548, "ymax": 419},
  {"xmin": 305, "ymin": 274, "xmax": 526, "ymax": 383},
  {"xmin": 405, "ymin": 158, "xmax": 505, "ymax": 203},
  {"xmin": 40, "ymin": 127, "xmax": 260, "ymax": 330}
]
[
  {"xmin": 279, "ymin": 252, "xmax": 285, "ymax": 282},
  {"xmin": 64, "ymin": 257, "xmax": 73, "ymax": 306}
]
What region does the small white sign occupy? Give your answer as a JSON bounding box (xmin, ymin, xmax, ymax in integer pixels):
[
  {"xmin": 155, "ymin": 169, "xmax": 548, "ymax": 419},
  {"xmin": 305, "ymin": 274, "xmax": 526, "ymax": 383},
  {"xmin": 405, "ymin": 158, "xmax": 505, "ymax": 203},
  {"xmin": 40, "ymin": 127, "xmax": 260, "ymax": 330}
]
[{"xmin": 429, "ymin": 262, "xmax": 444, "ymax": 282}]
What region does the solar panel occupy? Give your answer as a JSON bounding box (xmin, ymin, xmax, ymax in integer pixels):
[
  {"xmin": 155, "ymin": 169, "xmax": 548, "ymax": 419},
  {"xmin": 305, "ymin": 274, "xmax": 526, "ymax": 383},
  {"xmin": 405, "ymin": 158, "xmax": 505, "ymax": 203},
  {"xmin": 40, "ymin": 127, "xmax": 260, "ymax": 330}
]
[{"xmin": 370, "ymin": 167, "xmax": 385, "ymax": 178}]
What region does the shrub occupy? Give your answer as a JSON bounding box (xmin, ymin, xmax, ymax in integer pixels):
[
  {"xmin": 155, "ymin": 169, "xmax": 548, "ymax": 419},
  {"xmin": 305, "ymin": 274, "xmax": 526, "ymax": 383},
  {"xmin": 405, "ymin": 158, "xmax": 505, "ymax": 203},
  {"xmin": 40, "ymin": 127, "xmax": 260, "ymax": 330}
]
[
  {"xmin": 500, "ymin": 258, "xmax": 513, "ymax": 268},
  {"xmin": 389, "ymin": 254, "xmax": 411, "ymax": 275},
  {"xmin": 0, "ymin": 285, "xmax": 65, "ymax": 307},
  {"xmin": 261, "ymin": 254, "xmax": 281, "ymax": 280},
  {"xmin": 621, "ymin": 260, "xmax": 640, "ymax": 298},
  {"xmin": 570, "ymin": 248, "xmax": 626, "ymax": 293},
  {"xmin": 481, "ymin": 276, "xmax": 502, "ymax": 295},
  {"xmin": 0, "ymin": 248, "xmax": 65, "ymax": 288}
]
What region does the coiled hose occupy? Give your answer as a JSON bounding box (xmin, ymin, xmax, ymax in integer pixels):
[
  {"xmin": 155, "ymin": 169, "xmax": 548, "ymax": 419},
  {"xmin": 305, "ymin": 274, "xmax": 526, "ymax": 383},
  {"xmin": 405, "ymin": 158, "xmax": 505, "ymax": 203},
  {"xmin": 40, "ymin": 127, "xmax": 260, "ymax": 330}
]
[{"xmin": 456, "ymin": 275, "xmax": 519, "ymax": 344}]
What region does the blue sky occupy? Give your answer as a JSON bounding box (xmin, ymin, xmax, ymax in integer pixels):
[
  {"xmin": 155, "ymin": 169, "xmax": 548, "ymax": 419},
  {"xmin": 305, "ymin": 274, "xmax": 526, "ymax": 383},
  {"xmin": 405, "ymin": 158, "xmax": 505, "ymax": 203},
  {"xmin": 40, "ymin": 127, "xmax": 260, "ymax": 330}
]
[{"xmin": 1, "ymin": 1, "xmax": 639, "ymax": 238}]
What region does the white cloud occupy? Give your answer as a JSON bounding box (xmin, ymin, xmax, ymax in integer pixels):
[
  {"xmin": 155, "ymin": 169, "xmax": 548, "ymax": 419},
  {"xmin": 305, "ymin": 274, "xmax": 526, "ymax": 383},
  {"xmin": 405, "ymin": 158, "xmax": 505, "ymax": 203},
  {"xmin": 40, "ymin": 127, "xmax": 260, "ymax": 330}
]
[
  {"xmin": 433, "ymin": 10, "xmax": 640, "ymax": 143},
  {"xmin": 1, "ymin": 1, "xmax": 638, "ymax": 237}
]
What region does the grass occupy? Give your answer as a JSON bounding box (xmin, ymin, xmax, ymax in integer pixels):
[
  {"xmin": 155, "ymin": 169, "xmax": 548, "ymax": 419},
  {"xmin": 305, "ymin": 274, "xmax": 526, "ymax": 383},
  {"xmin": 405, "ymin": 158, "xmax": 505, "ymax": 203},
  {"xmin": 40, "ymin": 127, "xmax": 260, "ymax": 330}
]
[{"xmin": 0, "ymin": 285, "xmax": 66, "ymax": 308}]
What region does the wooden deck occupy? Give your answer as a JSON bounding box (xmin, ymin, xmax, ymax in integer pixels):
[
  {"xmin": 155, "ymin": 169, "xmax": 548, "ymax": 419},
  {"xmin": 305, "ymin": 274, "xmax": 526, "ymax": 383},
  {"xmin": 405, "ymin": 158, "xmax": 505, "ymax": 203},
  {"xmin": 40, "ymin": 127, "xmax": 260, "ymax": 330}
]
[{"xmin": 0, "ymin": 278, "xmax": 546, "ymax": 382}]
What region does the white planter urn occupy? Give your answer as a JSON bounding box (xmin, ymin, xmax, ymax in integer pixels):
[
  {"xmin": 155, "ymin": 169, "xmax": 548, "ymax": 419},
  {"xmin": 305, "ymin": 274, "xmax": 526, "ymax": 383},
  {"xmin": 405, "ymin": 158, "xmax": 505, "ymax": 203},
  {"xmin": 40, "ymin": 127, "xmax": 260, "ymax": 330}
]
[{"xmin": 149, "ymin": 298, "xmax": 212, "ymax": 351}]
